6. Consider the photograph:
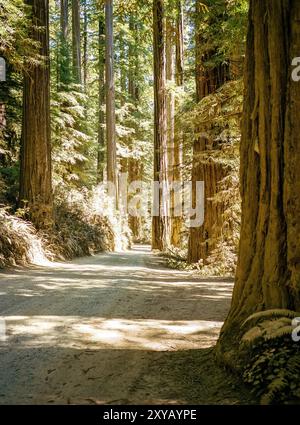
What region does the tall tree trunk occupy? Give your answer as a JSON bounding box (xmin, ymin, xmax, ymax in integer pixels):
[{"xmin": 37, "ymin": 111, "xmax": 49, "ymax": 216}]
[
  {"xmin": 217, "ymin": 0, "xmax": 300, "ymax": 363},
  {"xmin": 166, "ymin": 16, "xmax": 175, "ymax": 188},
  {"xmin": 152, "ymin": 0, "xmax": 169, "ymax": 251},
  {"xmin": 175, "ymin": 0, "xmax": 184, "ymax": 87},
  {"xmin": 20, "ymin": 0, "xmax": 53, "ymax": 229},
  {"xmin": 97, "ymin": 12, "xmax": 105, "ymax": 184},
  {"xmin": 59, "ymin": 0, "xmax": 71, "ymax": 87},
  {"xmin": 72, "ymin": 0, "xmax": 82, "ymax": 85},
  {"xmin": 170, "ymin": 0, "xmax": 184, "ymax": 247},
  {"xmin": 119, "ymin": 29, "xmax": 127, "ymax": 106},
  {"xmin": 188, "ymin": 0, "xmax": 229, "ymax": 264},
  {"xmin": 83, "ymin": 0, "xmax": 88, "ymax": 91},
  {"xmin": 127, "ymin": 17, "xmax": 143, "ymax": 241},
  {"xmin": 105, "ymin": 0, "xmax": 117, "ymax": 195}
]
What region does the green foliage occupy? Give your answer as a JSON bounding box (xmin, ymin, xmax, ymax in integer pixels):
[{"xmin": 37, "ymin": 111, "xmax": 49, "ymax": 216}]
[
  {"xmin": 241, "ymin": 309, "xmax": 300, "ymax": 405},
  {"xmin": 0, "ymin": 0, "xmax": 40, "ymax": 70},
  {"xmin": 197, "ymin": 0, "xmax": 248, "ymax": 61},
  {"xmin": 51, "ymin": 86, "xmax": 92, "ymax": 188},
  {"xmin": 243, "ymin": 309, "xmax": 300, "ymax": 328}
]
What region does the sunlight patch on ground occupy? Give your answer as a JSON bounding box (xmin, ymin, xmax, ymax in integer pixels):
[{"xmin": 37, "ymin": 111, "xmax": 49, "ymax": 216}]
[{"xmin": 1, "ymin": 315, "xmax": 223, "ymax": 351}]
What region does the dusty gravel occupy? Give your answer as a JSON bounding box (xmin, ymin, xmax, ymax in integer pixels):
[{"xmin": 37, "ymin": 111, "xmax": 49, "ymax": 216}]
[{"xmin": 0, "ymin": 245, "xmax": 253, "ymax": 404}]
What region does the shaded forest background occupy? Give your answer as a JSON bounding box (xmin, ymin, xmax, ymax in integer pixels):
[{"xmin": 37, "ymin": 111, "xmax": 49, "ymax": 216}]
[{"xmin": 0, "ymin": 0, "xmax": 247, "ymax": 272}]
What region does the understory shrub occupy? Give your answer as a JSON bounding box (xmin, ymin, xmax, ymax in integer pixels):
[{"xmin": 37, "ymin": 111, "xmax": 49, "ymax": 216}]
[
  {"xmin": 0, "ymin": 186, "xmax": 130, "ymax": 268},
  {"xmin": 47, "ymin": 186, "xmax": 131, "ymax": 260},
  {"xmin": 0, "ymin": 208, "xmax": 48, "ymax": 268},
  {"xmin": 240, "ymin": 309, "xmax": 300, "ymax": 404}
]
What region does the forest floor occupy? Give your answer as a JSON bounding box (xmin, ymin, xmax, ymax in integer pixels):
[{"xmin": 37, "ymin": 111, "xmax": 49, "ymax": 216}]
[{"xmin": 0, "ymin": 245, "xmax": 254, "ymax": 404}]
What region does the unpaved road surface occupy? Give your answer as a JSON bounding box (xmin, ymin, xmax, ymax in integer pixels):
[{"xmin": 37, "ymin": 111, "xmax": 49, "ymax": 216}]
[{"xmin": 0, "ymin": 245, "xmax": 252, "ymax": 404}]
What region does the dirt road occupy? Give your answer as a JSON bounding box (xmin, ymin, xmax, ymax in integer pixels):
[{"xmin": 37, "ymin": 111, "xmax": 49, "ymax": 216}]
[{"xmin": 0, "ymin": 245, "xmax": 252, "ymax": 404}]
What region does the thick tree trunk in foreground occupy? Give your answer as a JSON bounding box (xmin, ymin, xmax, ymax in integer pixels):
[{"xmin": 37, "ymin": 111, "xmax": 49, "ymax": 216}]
[
  {"xmin": 188, "ymin": 0, "xmax": 229, "ymax": 263},
  {"xmin": 152, "ymin": 0, "xmax": 169, "ymax": 250},
  {"xmin": 217, "ymin": 0, "xmax": 300, "ymax": 362},
  {"xmin": 72, "ymin": 0, "xmax": 82, "ymax": 84},
  {"xmin": 20, "ymin": 0, "xmax": 53, "ymax": 229},
  {"xmin": 105, "ymin": 0, "xmax": 117, "ymax": 195}
]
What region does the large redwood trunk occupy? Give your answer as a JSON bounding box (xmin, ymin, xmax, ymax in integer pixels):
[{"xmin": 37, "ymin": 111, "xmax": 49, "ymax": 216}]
[
  {"xmin": 20, "ymin": 0, "xmax": 53, "ymax": 229},
  {"xmin": 188, "ymin": 0, "xmax": 229, "ymax": 264},
  {"xmin": 217, "ymin": 0, "xmax": 300, "ymax": 362},
  {"xmin": 127, "ymin": 17, "xmax": 143, "ymax": 241},
  {"xmin": 97, "ymin": 12, "xmax": 105, "ymax": 183},
  {"xmin": 152, "ymin": 0, "xmax": 169, "ymax": 250},
  {"xmin": 105, "ymin": 0, "xmax": 117, "ymax": 194},
  {"xmin": 170, "ymin": 0, "xmax": 184, "ymax": 247}
]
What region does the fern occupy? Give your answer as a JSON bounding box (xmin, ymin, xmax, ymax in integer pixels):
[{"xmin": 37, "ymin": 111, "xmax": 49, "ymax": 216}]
[
  {"xmin": 260, "ymin": 374, "xmax": 288, "ymax": 405},
  {"xmin": 242, "ymin": 309, "xmax": 300, "ymax": 327},
  {"xmin": 241, "ymin": 309, "xmax": 300, "ymax": 404}
]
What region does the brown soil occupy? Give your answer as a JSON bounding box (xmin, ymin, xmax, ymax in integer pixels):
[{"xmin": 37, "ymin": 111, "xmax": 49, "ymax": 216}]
[{"xmin": 0, "ymin": 245, "xmax": 254, "ymax": 404}]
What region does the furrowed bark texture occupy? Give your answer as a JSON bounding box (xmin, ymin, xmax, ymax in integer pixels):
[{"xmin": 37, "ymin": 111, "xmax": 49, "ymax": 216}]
[
  {"xmin": 105, "ymin": 0, "xmax": 117, "ymax": 194},
  {"xmin": 20, "ymin": 0, "xmax": 53, "ymax": 229},
  {"xmin": 188, "ymin": 0, "xmax": 229, "ymax": 264},
  {"xmin": 217, "ymin": 0, "xmax": 300, "ymax": 363},
  {"xmin": 152, "ymin": 0, "xmax": 169, "ymax": 250}
]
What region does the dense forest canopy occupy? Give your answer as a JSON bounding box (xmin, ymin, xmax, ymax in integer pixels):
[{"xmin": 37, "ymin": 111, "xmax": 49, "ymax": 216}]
[{"xmin": 0, "ymin": 0, "xmax": 248, "ymax": 265}]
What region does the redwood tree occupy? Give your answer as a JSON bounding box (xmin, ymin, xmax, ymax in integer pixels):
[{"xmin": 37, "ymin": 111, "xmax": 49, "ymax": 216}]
[
  {"xmin": 217, "ymin": 0, "xmax": 300, "ymax": 362},
  {"xmin": 97, "ymin": 12, "xmax": 105, "ymax": 183},
  {"xmin": 72, "ymin": 0, "xmax": 82, "ymax": 84},
  {"xmin": 105, "ymin": 0, "xmax": 117, "ymax": 194},
  {"xmin": 59, "ymin": 0, "xmax": 71, "ymax": 87},
  {"xmin": 20, "ymin": 0, "xmax": 53, "ymax": 229},
  {"xmin": 188, "ymin": 0, "xmax": 229, "ymax": 263},
  {"xmin": 171, "ymin": 0, "xmax": 184, "ymax": 247},
  {"xmin": 152, "ymin": 0, "xmax": 169, "ymax": 250}
]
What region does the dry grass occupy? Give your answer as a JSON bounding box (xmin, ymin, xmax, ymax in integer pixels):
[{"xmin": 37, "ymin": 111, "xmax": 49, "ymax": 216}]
[
  {"xmin": 0, "ymin": 208, "xmax": 47, "ymax": 268},
  {"xmin": 0, "ymin": 187, "xmax": 130, "ymax": 268},
  {"xmin": 45, "ymin": 202, "xmax": 115, "ymax": 260}
]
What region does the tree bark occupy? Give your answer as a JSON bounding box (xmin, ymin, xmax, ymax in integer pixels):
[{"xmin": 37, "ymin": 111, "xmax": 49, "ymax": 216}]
[
  {"xmin": 83, "ymin": 0, "xmax": 88, "ymax": 91},
  {"xmin": 127, "ymin": 16, "xmax": 143, "ymax": 241},
  {"xmin": 170, "ymin": 0, "xmax": 184, "ymax": 247},
  {"xmin": 166, "ymin": 18, "xmax": 175, "ymax": 186},
  {"xmin": 59, "ymin": 0, "xmax": 71, "ymax": 87},
  {"xmin": 20, "ymin": 0, "xmax": 53, "ymax": 229},
  {"xmin": 97, "ymin": 12, "xmax": 105, "ymax": 184},
  {"xmin": 188, "ymin": 0, "xmax": 229, "ymax": 264},
  {"xmin": 105, "ymin": 0, "xmax": 117, "ymax": 195},
  {"xmin": 217, "ymin": 0, "xmax": 300, "ymax": 363},
  {"xmin": 72, "ymin": 0, "xmax": 82, "ymax": 85},
  {"xmin": 152, "ymin": 0, "xmax": 169, "ymax": 251}
]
